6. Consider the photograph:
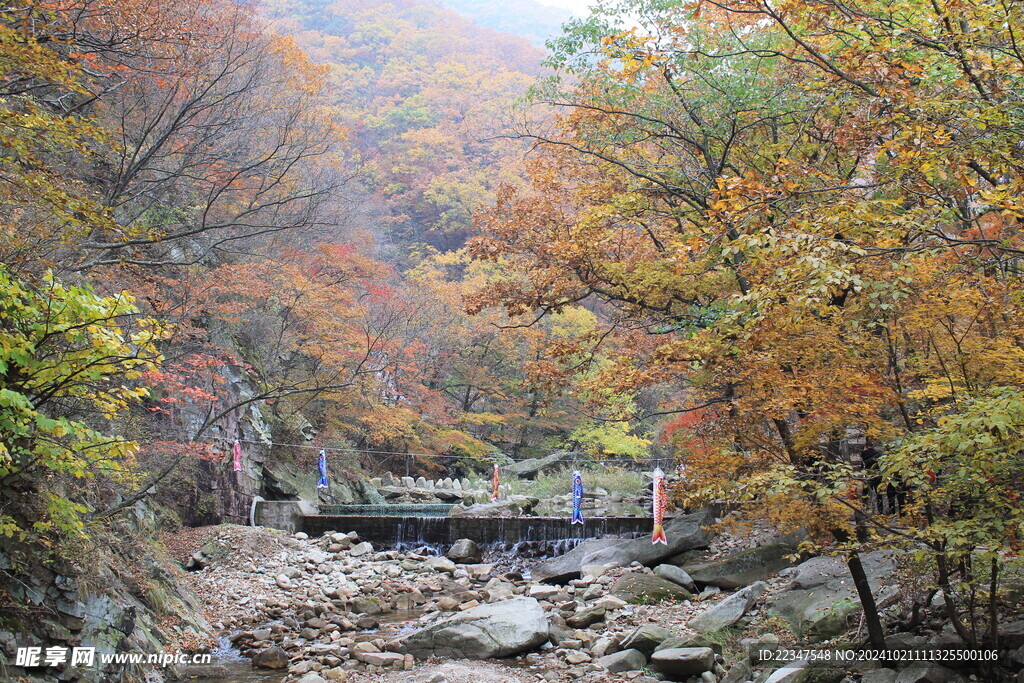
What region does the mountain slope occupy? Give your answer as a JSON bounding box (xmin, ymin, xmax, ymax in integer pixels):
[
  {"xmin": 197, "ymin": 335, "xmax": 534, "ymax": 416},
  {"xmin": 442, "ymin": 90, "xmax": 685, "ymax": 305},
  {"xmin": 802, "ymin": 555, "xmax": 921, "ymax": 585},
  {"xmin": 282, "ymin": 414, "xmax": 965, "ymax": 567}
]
[{"xmin": 263, "ymin": 0, "xmax": 546, "ymax": 253}]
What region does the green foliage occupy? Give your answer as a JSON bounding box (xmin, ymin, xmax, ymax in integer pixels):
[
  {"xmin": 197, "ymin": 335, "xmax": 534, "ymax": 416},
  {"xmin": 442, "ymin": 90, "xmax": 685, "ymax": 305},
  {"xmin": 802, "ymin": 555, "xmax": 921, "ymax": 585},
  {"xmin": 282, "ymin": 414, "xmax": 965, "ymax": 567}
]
[
  {"xmin": 569, "ymin": 420, "xmax": 651, "ymax": 458},
  {"xmin": 887, "ymin": 388, "xmax": 1024, "ymax": 558},
  {"xmin": 0, "ymin": 267, "xmax": 165, "ymax": 542},
  {"xmin": 507, "ymin": 465, "xmax": 645, "ymax": 499}
]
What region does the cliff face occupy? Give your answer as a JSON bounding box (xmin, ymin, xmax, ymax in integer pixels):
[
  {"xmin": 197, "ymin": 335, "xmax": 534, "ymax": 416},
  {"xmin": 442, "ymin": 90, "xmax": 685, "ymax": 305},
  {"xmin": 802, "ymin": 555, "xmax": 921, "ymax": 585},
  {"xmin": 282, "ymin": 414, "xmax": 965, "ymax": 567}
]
[
  {"xmin": 0, "ymin": 504, "xmax": 214, "ymax": 682},
  {"xmin": 152, "ymin": 363, "xmax": 382, "ymax": 528}
]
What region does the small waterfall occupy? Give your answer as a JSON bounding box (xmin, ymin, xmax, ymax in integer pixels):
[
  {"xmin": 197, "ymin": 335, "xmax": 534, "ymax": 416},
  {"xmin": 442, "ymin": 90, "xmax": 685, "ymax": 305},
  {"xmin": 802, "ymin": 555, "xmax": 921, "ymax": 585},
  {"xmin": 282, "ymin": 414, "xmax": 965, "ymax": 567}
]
[{"xmin": 304, "ymin": 514, "xmax": 654, "ymax": 553}]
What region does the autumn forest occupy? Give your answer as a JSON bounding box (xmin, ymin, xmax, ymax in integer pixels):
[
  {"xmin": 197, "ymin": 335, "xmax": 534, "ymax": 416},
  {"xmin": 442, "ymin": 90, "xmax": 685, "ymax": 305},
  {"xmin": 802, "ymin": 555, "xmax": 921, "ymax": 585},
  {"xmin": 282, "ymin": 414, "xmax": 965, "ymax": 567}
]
[{"xmin": 3, "ymin": 0, "xmax": 1024, "ymax": 677}]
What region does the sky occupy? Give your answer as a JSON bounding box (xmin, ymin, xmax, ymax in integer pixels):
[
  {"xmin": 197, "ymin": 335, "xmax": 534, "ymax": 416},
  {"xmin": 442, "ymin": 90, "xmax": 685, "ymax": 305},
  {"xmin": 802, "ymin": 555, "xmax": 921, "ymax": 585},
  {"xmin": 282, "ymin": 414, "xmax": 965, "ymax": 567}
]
[{"xmin": 542, "ymin": 0, "xmax": 596, "ymax": 16}]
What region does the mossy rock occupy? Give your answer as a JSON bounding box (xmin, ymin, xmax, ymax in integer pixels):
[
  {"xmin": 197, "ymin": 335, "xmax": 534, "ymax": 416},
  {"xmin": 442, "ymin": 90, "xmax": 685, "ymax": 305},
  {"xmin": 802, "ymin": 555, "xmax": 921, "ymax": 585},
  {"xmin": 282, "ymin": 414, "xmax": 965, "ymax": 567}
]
[
  {"xmin": 655, "ymin": 632, "xmax": 724, "ymax": 655},
  {"xmin": 683, "ymin": 543, "xmax": 800, "ymax": 589},
  {"xmin": 611, "ymin": 572, "xmax": 693, "ymax": 604}
]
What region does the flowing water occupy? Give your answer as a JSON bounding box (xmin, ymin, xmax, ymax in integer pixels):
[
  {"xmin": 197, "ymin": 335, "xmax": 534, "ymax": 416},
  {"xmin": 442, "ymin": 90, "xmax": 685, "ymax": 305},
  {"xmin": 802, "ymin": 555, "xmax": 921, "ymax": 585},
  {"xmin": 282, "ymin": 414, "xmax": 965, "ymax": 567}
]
[
  {"xmin": 190, "ymin": 637, "xmax": 287, "ymax": 682},
  {"xmin": 190, "ymin": 611, "xmax": 430, "ymax": 681}
]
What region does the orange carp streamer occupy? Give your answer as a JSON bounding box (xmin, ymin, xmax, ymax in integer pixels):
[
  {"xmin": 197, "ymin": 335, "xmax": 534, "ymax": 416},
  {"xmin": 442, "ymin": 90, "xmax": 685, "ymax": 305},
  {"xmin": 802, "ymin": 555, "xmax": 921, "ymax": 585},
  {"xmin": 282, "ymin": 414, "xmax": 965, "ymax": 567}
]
[{"xmin": 652, "ymin": 467, "xmax": 667, "ymax": 544}]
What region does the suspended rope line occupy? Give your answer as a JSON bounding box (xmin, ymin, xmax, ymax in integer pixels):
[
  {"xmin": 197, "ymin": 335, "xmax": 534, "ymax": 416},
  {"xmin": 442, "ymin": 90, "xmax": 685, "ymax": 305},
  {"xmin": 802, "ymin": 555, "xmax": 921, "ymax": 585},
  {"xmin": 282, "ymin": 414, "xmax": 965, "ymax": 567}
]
[
  {"xmin": 228, "ymin": 437, "xmax": 668, "ymax": 465},
  {"xmin": 233, "ymin": 438, "xmax": 468, "ymax": 459}
]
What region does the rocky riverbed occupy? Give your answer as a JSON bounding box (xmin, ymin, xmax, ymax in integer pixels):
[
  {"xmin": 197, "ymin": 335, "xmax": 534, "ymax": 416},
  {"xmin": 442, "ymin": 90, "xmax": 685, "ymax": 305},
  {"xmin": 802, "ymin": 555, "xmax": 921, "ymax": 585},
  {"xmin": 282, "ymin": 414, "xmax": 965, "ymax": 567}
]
[{"xmin": 169, "ymin": 514, "xmax": 1011, "ymax": 683}]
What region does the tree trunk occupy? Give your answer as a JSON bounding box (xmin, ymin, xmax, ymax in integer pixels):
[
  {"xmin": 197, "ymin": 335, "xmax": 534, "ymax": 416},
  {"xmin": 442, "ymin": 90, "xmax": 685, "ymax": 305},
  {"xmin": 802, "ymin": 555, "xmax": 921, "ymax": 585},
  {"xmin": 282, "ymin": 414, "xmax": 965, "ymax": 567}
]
[
  {"xmin": 833, "ymin": 521, "xmax": 887, "ymax": 649},
  {"xmin": 846, "ymin": 551, "xmax": 887, "ymax": 648}
]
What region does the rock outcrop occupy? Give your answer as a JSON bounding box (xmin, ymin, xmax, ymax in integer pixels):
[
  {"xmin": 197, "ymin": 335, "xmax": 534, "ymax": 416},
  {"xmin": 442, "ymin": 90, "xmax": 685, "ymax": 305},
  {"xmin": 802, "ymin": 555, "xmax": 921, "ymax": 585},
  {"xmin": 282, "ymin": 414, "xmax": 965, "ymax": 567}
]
[
  {"xmin": 446, "ymin": 538, "xmax": 482, "ymax": 564},
  {"xmin": 505, "ymin": 451, "xmax": 576, "ymax": 479},
  {"xmin": 531, "ymin": 509, "xmax": 715, "ymax": 582},
  {"xmin": 610, "ymin": 572, "xmax": 694, "ymax": 603},
  {"xmin": 688, "ymin": 581, "xmax": 766, "ymax": 633},
  {"xmin": 767, "ymin": 551, "xmax": 897, "ymax": 642},
  {"xmin": 683, "ymin": 542, "xmax": 800, "ymax": 589},
  {"xmin": 390, "ymin": 597, "xmax": 549, "ymax": 659}
]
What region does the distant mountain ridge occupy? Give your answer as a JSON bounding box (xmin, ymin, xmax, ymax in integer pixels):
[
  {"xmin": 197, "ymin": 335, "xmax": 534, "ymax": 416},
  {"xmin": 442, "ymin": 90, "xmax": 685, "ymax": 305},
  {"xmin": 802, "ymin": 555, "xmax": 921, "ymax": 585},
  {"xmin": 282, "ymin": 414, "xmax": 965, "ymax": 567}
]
[
  {"xmin": 261, "ymin": 0, "xmax": 546, "ymax": 252},
  {"xmin": 439, "ymin": 0, "xmax": 573, "ymax": 46}
]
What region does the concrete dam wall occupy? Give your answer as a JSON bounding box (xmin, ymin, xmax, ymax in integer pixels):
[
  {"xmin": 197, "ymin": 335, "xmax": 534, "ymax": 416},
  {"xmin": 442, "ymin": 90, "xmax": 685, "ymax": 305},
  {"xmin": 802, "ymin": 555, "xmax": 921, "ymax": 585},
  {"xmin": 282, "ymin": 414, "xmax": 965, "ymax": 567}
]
[{"xmin": 303, "ymin": 514, "xmax": 654, "ymax": 549}]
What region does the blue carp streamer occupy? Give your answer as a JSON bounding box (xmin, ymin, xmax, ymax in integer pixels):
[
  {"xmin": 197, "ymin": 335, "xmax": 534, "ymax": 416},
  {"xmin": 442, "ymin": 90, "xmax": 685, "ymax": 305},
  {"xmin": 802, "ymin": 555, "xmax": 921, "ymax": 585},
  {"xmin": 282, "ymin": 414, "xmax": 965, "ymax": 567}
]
[
  {"xmin": 317, "ymin": 449, "xmax": 329, "ymax": 488},
  {"xmin": 571, "ymin": 470, "xmax": 584, "ymax": 524}
]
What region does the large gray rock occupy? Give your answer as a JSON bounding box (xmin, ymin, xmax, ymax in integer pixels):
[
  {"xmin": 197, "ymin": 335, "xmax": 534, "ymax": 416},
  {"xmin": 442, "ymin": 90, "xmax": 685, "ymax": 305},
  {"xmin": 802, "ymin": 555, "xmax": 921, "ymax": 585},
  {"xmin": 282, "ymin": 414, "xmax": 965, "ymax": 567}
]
[
  {"xmin": 895, "ymin": 662, "xmax": 962, "ymax": 683},
  {"xmin": 655, "ymin": 632, "xmax": 723, "ymax": 655},
  {"xmin": 531, "ymin": 509, "xmax": 715, "ymax": 582},
  {"xmin": 684, "ymin": 543, "xmax": 799, "ymax": 589},
  {"xmin": 391, "ymin": 597, "xmax": 548, "ymax": 659},
  {"xmin": 767, "ymin": 551, "xmax": 897, "ymax": 642},
  {"xmin": 531, "ymin": 538, "xmax": 627, "ymax": 583},
  {"xmin": 586, "ymin": 509, "xmax": 716, "ymax": 568},
  {"xmin": 1001, "ymin": 620, "xmax": 1024, "ymax": 649},
  {"xmin": 597, "ymin": 648, "xmax": 647, "ymax": 673},
  {"xmin": 860, "ymin": 670, "xmax": 898, "ymax": 683},
  {"xmin": 565, "ymin": 604, "xmax": 606, "ymax": 628},
  {"xmin": 506, "ymin": 451, "xmax": 575, "ymax": 479},
  {"xmin": 763, "ymin": 660, "xmax": 812, "ymax": 683},
  {"xmin": 764, "ymin": 662, "xmax": 846, "ymax": 683},
  {"xmin": 722, "ymin": 660, "xmax": 753, "ymax": 683},
  {"xmin": 611, "ymin": 572, "xmax": 693, "ymax": 603},
  {"xmin": 650, "ymin": 647, "xmax": 716, "ymax": 677},
  {"xmin": 655, "ymin": 564, "xmax": 696, "ymax": 592},
  {"xmin": 446, "ymin": 539, "xmax": 482, "ymax": 564},
  {"xmin": 688, "ymin": 582, "xmax": 765, "ymax": 633},
  {"xmin": 252, "ymin": 646, "xmax": 290, "ymax": 669},
  {"xmin": 620, "ymin": 624, "xmax": 672, "ymax": 657}
]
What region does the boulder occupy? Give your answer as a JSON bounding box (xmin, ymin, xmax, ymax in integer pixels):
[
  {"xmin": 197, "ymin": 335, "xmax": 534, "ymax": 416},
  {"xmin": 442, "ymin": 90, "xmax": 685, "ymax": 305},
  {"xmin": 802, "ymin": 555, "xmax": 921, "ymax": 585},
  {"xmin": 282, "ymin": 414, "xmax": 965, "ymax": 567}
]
[
  {"xmin": 763, "ymin": 660, "xmax": 812, "ymax": 683},
  {"xmin": 597, "ymin": 648, "xmax": 647, "ymax": 673},
  {"xmin": 354, "ymin": 651, "xmax": 405, "ymax": 667},
  {"xmin": 591, "ymin": 636, "xmax": 620, "ymax": 658},
  {"xmin": 620, "ymin": 624, "xmax": 672, "ymax": 657},
  {"xmin": 506, "ymin": 451, "xmax": 574, "ymax": 479},
  {"xmin": 585, "ymin": 509, "xmax": 716, "ymax": 569},
  {"xmin": 650, "ymin": 647, "xmax": 716, "ymax": 678},
  {"xmin": 721, "ymin": 660, "xmax": 753, "ymax": 683},
  {"xmin": 683, "ymin": 543, "xmax": 799, "ymax": 589},
  {"xmin": 531, "ymin": 539, "xmax": 626, "ymax": 583},
  {"xmin": 688, "ymin": 581, "xmax": 766, "ymax": 633},
  {"xmin": 390, "ymin": 597, "xmax": 548, "ymax": 659},
  {"xmin": 656, "ymin": 633, "xmax": 723, "ymax": 655},
  {"xmin": 352, "ymin": 596, "xmax": 383, "ymax": 615},
  {"xmin": 1001, "ymin": 620, "xmax": 1024, "ymax": 649},
  {"xmin": 895, "ymin": 662, "xmax": 962, "ymax": 683},
  {"xmin": 767, "ymin": 551, "xmax": 897, "ymax": 642},
  {"xmin": 610, "ymin": 572, "xmax": 693, "ymax": 603},
  {"xmin": 655, "ymin": 564, "xmax": 697, "ymax": 592},
  {"xmin": 424, "ymin": 556, "xmax": 457, "ymax": 573},
  {"xmin": 531, "ymin": 509, "xmax": 714, "ymax": 582},
  {"xmin": 860, "ymin": 670, "xmax": 898, "ymax": 683},
  {"xmin": 447, "ymin": 539, "xmax": 483, "ymax": 564},
  {"xmin": 350, "ymin": 542, "xmax": 373, "ymax": 557},
  {"xmin": 565, "ymin": 605, "xmax": 606, "ymax": 628},
  {"xmin": 252, "ymin": 646, "xmax": 290, "ymax": 669}
]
